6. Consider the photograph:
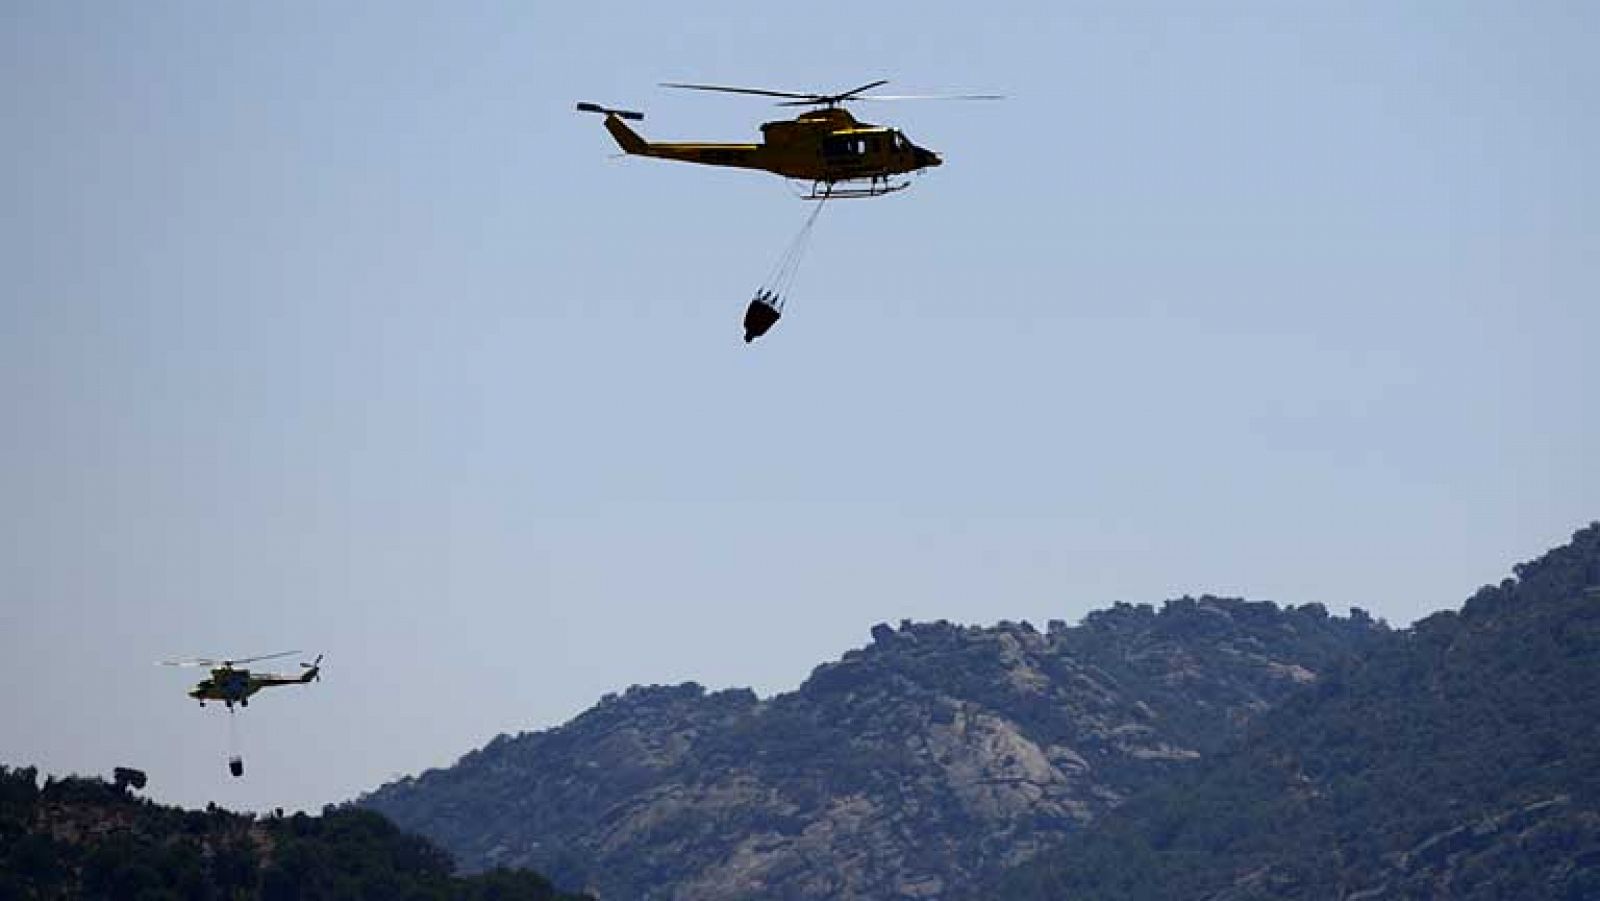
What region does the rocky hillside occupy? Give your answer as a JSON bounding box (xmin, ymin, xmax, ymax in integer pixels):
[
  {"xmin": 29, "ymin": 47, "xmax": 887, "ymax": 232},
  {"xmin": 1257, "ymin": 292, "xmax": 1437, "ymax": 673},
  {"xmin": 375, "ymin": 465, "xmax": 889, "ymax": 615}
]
[
  {"xmin": 991, "ymin": 522, "xmax": 1600, "ymax": 899},
  {"xmin": 361, "ymin": 598, "xmax": 1384, "ymax": 899},
  {"xmin": 0, "ymin": 766, "xmax": 587, "ymax": 899}
]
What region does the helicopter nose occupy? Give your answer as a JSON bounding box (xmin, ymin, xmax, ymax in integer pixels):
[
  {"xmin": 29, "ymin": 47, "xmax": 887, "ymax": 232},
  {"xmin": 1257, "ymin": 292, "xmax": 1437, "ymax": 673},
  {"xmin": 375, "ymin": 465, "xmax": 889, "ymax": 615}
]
[{"xmin": 920, "ymin": 149, "xmax": 942, "ymax": 168}]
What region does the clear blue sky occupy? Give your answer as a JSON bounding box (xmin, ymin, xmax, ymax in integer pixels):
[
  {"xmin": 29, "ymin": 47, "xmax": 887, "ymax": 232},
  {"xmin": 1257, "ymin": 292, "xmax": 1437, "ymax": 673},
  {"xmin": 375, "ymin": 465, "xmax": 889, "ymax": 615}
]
[{"xmin": 4, "ymin": 2, "xmax": 1596, "ymax": 814}]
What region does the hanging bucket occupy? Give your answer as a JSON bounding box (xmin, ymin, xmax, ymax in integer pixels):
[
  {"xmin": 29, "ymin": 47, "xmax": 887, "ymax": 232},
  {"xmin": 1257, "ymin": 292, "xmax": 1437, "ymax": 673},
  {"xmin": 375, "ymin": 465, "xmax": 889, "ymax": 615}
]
[
  {"xmin": 743, "ymin": 297, "xmax": 782, "ymax": 343},
  {"xmin": 228, "ymin": 756, "xmax": 244, "ymax": 778}
]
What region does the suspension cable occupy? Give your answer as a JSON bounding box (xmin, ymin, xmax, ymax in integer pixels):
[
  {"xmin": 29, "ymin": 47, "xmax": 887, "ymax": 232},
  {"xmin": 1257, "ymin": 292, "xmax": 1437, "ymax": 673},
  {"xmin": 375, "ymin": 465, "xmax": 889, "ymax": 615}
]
[{"xmin": 758, "ymin": 195, "xmax": 830, "ymax": 310}]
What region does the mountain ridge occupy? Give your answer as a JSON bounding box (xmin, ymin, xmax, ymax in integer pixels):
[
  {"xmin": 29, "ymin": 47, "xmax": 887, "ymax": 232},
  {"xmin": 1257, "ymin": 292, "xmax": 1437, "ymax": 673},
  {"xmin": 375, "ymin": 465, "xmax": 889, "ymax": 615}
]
[
  {"xmin": 362, "ymin": 597, "xmax": 1385, "ymax": 898},
  {"xmin": 361, "ymin": 524, "xmax": 1600, "ymax": 899}
]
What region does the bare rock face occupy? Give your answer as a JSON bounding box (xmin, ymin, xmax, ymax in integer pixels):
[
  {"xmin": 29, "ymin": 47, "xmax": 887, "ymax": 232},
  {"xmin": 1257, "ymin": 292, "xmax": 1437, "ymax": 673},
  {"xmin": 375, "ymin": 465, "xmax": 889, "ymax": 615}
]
[{"xmin": 360, "ymin": 599, "xmax": 1383, "ymax": 899}]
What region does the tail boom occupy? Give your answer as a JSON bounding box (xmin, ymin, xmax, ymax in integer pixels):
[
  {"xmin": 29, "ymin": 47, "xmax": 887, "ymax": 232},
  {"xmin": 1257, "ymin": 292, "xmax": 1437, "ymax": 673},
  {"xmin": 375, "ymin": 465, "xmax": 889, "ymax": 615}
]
[{"xmin": 579, "ymin": 101, "xmax": 762, "ymax": 169}]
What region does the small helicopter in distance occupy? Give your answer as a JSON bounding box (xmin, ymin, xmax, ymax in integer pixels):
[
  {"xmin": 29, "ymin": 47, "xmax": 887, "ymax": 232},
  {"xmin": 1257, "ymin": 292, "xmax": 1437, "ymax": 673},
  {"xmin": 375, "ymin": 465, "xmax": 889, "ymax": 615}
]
[
  {"xmin": 160, "ymin": 651, "xmax": 322, "ymax": 709},
  {"xmin": 578, "ymin": 80, "xmax": 1000, "ymax": 199}
]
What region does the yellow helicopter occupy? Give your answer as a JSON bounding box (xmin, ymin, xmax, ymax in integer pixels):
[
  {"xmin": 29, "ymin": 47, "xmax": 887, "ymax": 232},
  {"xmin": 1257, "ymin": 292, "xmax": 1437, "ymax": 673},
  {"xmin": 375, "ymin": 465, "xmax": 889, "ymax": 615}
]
[
  {"xmin": 160, "ymin": 651, "xmax": 322, "ymax": 709},
  {"xmin": 578, "ymin": 80, "xmax": 1000, "ymax": 199}
]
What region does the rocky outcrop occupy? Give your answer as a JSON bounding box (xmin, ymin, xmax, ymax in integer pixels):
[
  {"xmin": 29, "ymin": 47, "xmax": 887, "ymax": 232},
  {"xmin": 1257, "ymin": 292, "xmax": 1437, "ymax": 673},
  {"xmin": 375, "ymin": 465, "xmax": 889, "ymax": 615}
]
[{"xmin": 360, "ymin": 599, "xmax": 1382, "ymax": 899}]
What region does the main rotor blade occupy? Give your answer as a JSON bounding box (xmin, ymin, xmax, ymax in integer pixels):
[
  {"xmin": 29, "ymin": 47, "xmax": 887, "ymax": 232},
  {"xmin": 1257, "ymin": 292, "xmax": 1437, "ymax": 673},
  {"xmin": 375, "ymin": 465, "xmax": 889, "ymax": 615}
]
[
  {"xmin": 832, "ymin": 79, "xmax": 891, "ymax": 102},
  {"xmin": 228, "ymin": 650, "xmax": 300, "ymax": 666},
  {"xmin": 159, "ymin": 658, "xmax": 220, "ymax": 667},
  {"xmin": 773, "ymin": 81, "xmax": 895, "ymax": 106},
  {"xmin": 854, "ymin": 93, "xmax": 1006, "ymax": 102},
  {"xmin": 660, "ymin": 82, "xmax": 820, "ymax": 101}
]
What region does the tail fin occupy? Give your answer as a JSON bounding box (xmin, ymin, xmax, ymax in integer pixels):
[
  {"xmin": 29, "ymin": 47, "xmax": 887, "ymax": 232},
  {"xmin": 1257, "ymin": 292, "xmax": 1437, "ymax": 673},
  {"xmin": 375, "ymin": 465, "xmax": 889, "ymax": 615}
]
[
  {"xmin": 577, "ymin": 101, "xmax": 649, "ymax": 155},
  {"xmin": 300, "ymin": 654, "xmax": 323, "ymax": 683}
]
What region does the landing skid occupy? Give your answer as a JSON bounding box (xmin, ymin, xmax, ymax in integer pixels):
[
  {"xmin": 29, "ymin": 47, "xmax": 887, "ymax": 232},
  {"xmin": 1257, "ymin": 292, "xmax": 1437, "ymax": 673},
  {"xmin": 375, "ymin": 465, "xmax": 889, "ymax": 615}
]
[{"xmin": 798, "ymin": 178, "xmax": 910, "ymax": 200}]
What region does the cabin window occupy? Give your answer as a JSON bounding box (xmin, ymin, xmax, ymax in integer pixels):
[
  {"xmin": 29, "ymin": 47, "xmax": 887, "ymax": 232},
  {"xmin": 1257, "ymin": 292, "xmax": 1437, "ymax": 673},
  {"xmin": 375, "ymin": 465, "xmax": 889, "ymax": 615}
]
[{"xmin": 822, "ymin": 136, "xmax": 868, "ymax": 159}]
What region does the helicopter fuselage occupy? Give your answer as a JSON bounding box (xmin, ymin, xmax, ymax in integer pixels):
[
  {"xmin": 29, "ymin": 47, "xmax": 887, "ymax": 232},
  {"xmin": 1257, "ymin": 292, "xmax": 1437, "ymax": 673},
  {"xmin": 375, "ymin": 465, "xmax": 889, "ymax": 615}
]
[
  {"xmin": 188, "ymin": 665, "xmax": 318, "ymax": 707},
  {"xmin": 601, "ymin": 107, "xmax": 941, "ymax": 188}
]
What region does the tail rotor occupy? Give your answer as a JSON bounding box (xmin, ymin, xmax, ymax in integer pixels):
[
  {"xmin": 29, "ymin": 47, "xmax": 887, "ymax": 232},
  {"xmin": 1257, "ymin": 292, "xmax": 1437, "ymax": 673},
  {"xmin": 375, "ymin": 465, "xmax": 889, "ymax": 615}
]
[{"xmin": 575, "ymin": 102, "xmax": 643, "ymax": 121}]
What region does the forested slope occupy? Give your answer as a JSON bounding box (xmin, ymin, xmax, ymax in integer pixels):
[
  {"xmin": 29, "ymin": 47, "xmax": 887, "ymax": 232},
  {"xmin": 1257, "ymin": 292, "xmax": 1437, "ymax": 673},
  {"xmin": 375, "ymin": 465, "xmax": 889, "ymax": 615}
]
[{"xmin": 991, "ymin": 523, "xmax": 1600, "ymax": 900}]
